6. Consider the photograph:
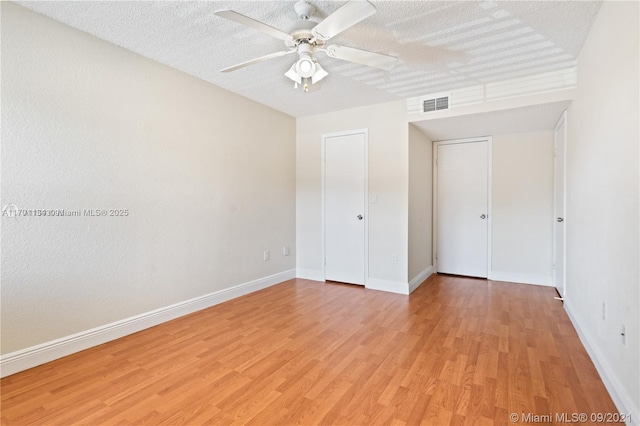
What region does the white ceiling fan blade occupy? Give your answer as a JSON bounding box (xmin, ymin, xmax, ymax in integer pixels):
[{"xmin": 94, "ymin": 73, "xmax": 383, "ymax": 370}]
[
  {"xmin": 214, "ymin": 10, "xmax": 293, "ymax": 43},
  {"xmin": 311, "ymin": 0, "xmax": 376, "ymax": 41},
  {"xmin": 221, "ymin": 50, "xmax": 296, "ymax": 73},
  {"xmin": 325, "ymin": 45, "xmax": 398, "ymax": 70}
]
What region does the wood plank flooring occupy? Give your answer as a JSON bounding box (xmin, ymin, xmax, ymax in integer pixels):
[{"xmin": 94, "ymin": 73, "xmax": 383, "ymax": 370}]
[{"xmin": 1, "ymin": 275, "xmax": 620, "ymax": 425}]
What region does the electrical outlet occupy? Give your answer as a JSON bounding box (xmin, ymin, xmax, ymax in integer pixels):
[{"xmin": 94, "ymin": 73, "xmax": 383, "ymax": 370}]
[
  {"xmin": 602, "ymin": 302, "xmax": 607, "ymax": 321},
  {"xmin": 391, "ymin": 253, "xmax": 398, "ymax": 264},
  {"xmin": 263, "ymin": 250, "xmax": 270, "ymax": 261},
  {"xmin": 283, "ymin": 246, "xmax": 289, "ymax": 256},
  {"xmin": 621, "ymin": 324, "xmax": 626, "ymax": 346}
]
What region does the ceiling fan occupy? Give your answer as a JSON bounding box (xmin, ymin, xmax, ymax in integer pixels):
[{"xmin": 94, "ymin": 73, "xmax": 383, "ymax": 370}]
[{"xmin": 214, "ymin": 0, "xmax": 398, "ymax": 92}]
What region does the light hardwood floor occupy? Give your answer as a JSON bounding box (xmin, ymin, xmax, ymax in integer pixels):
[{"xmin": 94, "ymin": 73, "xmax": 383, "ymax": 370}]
[{"xmin": 1, "ymin": 275, "xmax": 620, "ymax": 425}]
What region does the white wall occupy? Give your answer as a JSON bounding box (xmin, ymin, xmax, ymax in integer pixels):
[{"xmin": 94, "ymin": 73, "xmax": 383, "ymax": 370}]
[
  {"xmin": 1, "ymin": 3, "xmax": 296, "ymax": 356},
  {"xmin": 492, "ymin": 131, "xmax": 554, "ymax": 285},
  {"xmin": 296, "ymin": 100, "xmax": 409, "ymax": 290},
  {"xmin": 564, "ymin": 1, "xmax": 639, "ymax": 420},
  {"xmin": 408, "ymin": 125, "xmax": 432, "ymax": 284}
]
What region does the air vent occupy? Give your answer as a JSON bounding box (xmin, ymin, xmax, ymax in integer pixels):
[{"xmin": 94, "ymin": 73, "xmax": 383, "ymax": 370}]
[
  {"xmin": 423, "ymin": 98, "xmax": 436, "ymax": 112},
  {"xmin": 436, "ymin": 96, "xmax": 449, "ymax": 110},
  {"xmin": 422, "ymin": 93, "xmax": 450, "ymax": 113}
]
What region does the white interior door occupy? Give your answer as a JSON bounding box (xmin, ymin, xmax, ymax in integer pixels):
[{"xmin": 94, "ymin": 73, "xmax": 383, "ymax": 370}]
[
  {"xmin": 435, "ymin": 140, "xmax": 489, "ymax": 278},
  {"xmin": 324, "ymin": 132, "xmax": 366, "ymax": 285},
  {"xmin": 553, "ymin": 112, "xmax": 567, "ymax": 296}
]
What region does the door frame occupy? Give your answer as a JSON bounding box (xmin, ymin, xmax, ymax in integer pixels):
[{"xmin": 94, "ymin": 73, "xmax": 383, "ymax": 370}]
[
  {"xmin": 553, "ymin": 110, "xmax": 568, "ymax": 296},
  {"xmin": 321, "ymin": 129, "xmax": 369, "ymax": 284},
  {"xmin": 433, "ymin": 136, "xmax": 493, "ymax": 278}
]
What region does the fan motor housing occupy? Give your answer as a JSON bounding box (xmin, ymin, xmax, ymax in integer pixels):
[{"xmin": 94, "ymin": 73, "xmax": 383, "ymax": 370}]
[{"xmin": 286, "ymin": 21, "xmax": 325, "ymax": 48}]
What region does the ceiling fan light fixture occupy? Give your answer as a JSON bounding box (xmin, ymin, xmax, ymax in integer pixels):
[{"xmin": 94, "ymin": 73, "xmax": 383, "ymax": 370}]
[
  {"xmin": 295, "ymin": 54, "xmax": 316, "ymax": 78},
  {"xmin": 311, "ymin": 61, "xmax": 328, "ymax": 84},
  {"xmin": 216, "ymin": 1, "xmax": 398, "ymax": 94},
  {"xmin": 285, "ymin": 63, "xmax": 301, "ymax": 84}
]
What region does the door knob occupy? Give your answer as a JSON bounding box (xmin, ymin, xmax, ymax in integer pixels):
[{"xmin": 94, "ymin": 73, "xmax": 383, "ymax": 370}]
[
  {"xmin": 557, "ymin": 217, "xmax": 564, "ymax": 222},
  {"xmin": 357, "ymin": 215, "xmax": 363, "ymax": 220},
  {"xmin": 480, "ymin": 214, "xmax": 486, "ymax": 219}
]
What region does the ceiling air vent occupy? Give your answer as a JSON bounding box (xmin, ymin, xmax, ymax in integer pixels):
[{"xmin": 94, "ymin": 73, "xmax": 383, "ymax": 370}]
[{"xmin": 422, "ymin": 93, "xmax": 450, "ymax": 113}]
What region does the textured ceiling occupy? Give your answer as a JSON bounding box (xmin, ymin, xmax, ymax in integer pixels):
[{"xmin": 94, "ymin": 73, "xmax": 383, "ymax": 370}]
[{"xmin": 18, "ymin": 1, "xmax": 601, "ymax": 117}]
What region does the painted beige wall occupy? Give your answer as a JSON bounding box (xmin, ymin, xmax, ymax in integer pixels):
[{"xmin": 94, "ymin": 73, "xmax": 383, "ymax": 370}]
[
  {"xmin": 408, "ymin": 125, "xmax": 432, "ymax": 282},
  {"xmin": 0, "ymin": 3, "xmax": 296, "ymax": 354},
  {"xmin": 492, "ymin": 131, "xmax": 554, "ymax": 285},
  {"xmin": 296, "ymin": 100, "xmax": 409, "ymax": 286},
  {"xmin": 565, "ymin": 1, "xmax": 639, "ymax": 418}
]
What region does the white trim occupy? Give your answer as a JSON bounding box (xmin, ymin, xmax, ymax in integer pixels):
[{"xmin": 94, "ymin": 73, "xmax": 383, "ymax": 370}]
[
  {"xmin": 408, "ymin": 265, "xmax": 434, "ymax": 294},
  {"xmin": 490, "ymin": 271, "xmax": 553, "ymax": 286},
  {"xmin": 432, "ymin": 143, "xmax": 438, "ymax": 270},
  {"xmin": 564, "ymin": 300, "xmax": 639, "ymax": 426},
  {"xmin": 553, "ymin": 110, "xmax": 568, "ymax": 297},
  {"xmin": 487, "ymin": 139, "xmax": 493, "ymax": 279},
  {"xmin": 366, "ymin": 278, "xmax": 409, "ymax": 295},
  {"xmin": 321, "ymin": 129, "xmax": 369, "ymax": 286},
  {"xmin": 432, "ymin": 136, "xmax": 493, "ymax": 278},
  {"xmin": 296, "ymin": 269, "xmax": 324, "ymax": 282},
  {"xmin": 0, "ymin": 269, "xmax": 296, "ymax": 378}
]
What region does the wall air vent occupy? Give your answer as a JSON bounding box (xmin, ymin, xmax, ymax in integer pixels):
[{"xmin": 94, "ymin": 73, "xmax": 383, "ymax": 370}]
[{"xmin": 421, "ymin": 93, "xmax": 450, "ymax": 113}]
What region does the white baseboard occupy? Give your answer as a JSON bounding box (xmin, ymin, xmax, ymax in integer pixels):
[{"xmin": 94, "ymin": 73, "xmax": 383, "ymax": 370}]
[
  {"xmin": 366, "ymin": 278, "xmax": 409, "ymax": 295},
  {"xmin": 298, "ymin": 269, "xmax": 418, "ymax": 296},
  {"xmin": 296, "ymin": 268, "xmax": 324, "ymax": 282},
  {"xmin": 564, "ymin": 300, "xmax": 639, "ymax": 426},
  {"xmin": 0, "ymin": 269, "xmax": 296, "ymax": 378},
  {"xmin": 490, "ymin": 271, "xmax": 553, "ymax": 286},
  {"xmin": 408, "ymin": 266, "xmax": 434, "ymax": 294}
]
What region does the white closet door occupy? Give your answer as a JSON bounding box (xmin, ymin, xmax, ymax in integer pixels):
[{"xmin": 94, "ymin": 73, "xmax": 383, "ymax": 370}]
[
  {"xmin": 324, "ymin": 133, "xmax": 366, "ymax": 285},
  {"xmin": 436, "ymin": 141, "xmax": 489, "ymax": 278}
]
